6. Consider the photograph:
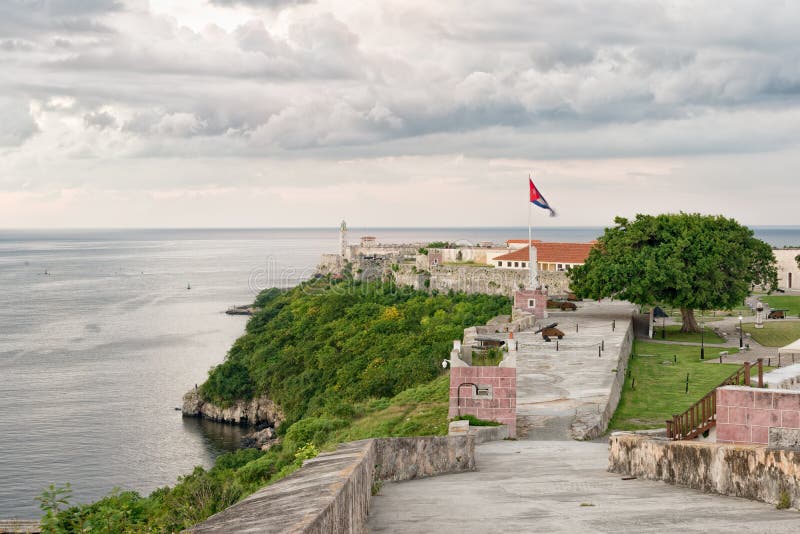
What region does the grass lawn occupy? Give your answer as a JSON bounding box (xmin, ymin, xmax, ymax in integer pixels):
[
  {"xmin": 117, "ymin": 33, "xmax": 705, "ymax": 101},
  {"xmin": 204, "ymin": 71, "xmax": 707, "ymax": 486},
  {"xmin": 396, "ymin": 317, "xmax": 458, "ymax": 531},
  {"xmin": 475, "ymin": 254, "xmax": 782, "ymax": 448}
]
[
  {"xmin": 609, "ymin": 341, "xmax": 748, "ymax": 431},
  {"xmin": 759, "ymin": 295, "xmax": 800, "ymax": 317},
  {"xmin": 651, "ymin": 324, "xmax": 725, "ymax": 344},
  {"xmin": 743, "ymin": 321, "xmax": 800, "ymax": 347},
  {"xmin": 655, "ymin": 306, "xmax": 755, "ymax": 319}
]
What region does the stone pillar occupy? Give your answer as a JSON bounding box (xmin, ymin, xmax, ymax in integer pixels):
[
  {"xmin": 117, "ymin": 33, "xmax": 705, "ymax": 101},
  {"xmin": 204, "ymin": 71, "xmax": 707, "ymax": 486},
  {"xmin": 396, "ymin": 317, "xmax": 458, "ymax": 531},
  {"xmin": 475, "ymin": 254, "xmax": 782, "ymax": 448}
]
[
  {"xmin": 514, "ymin": 289, "xmax": 548, "ymax": 319},
  {"xmin": 449, "ymin": 339, "xmax": 469, "ymax": 367},
  {"xmin": 500, "ymin": 331, "xmax": 517, "ymax": 368},
  {"xmin": 755, "ymin": 303, "xmax": 764, "ymax": 329}
]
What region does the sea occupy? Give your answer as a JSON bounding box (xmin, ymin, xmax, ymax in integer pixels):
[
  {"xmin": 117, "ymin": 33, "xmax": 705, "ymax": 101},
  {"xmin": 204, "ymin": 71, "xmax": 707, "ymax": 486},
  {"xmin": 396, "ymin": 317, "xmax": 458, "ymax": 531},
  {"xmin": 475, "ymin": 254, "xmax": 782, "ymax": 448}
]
[{"xmin": 1, "ymin": 226, "xmax": 798, "ymax": 518}]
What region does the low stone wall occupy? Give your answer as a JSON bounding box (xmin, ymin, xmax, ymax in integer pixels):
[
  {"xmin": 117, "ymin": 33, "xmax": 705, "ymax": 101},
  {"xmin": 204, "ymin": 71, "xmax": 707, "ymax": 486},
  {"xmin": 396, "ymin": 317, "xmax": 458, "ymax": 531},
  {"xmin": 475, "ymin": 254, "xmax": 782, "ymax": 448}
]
[
  {"xmin": 449, "ymin": 366, "xmax": 517, "ymax": 436},
  {"xmin": 717, "ymin": 386, "xmax": 800, "ymax": 445},
  {"xmin": 571, "ymin": 320, "xmax": 634, "ymax": 440},
  {"xmin": 470, "ymin": 424, "xmax": 510, "ymax": 444},
  {"xmin": 188, "ymin": 436, "xmax": 475, "ymax": 533},
  {"xmin": 608, "ymin": 433, "xmax": 800, "ymax": 509},
  {"xmin": 0, "ymin": 520, "xmax": 40, "ymax": 533}
]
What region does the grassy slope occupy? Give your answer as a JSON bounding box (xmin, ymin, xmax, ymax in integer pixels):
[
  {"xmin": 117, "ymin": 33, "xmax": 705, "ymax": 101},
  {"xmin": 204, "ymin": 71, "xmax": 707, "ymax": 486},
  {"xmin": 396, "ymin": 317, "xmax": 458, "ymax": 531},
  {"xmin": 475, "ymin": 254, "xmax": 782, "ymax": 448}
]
[
  {"xmin": 609, "ymin": 341, "xmax": 746, "ymax": 431},
  {"xmin": 743, "ymin": 321, "xmax": 800, "ymax": 347},
  {"xmin": 760, "ymin": 295, "xmax": 800, "ymax": 317},
  {"xmin": 326, "ymin": 374, "xmax": 450, "ymax": 445},
  {"xmin": 651, "ymin": 324, "xmax": 725, "ymax": 344}
]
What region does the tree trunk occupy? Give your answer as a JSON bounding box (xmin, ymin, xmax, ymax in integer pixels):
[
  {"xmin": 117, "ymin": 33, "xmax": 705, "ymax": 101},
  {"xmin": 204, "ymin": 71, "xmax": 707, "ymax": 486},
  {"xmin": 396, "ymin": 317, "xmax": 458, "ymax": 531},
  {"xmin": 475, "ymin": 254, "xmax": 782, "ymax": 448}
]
[{"xmin": 680, "ymin": 307, "xmax": 700, "ymax": 333}]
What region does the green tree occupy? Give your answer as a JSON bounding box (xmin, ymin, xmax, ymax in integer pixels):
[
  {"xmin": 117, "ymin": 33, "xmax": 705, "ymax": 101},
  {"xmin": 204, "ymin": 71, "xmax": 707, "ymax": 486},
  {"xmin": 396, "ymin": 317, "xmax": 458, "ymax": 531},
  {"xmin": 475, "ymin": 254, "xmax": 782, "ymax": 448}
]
[
  {"xmin": 36, "ymin": 483, "xmax": 72, "ymax": 534},
  {"xmin": 569, "ymin": 213, "xmax": 777, "ymax": 332}
]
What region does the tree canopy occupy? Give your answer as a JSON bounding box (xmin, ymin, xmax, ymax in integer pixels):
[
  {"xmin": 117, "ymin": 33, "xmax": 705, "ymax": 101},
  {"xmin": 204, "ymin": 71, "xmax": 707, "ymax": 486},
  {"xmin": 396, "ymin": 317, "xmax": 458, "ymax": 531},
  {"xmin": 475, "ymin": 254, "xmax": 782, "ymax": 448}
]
[{"xmin": 569, "ymin": 213, "xmax": 777, "ymax": 332}]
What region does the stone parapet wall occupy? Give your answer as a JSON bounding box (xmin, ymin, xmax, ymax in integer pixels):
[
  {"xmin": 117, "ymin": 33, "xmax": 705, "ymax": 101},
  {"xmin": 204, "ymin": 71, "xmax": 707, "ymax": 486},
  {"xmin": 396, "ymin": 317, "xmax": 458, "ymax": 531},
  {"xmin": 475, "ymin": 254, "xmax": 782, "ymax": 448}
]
[
  {"xmin": 717, "ymin": 386, "xmax": 800, "ymax": 445},
  {"xmin": 189, "ymin": 435, "xmax": 475, "ymax": 533},
  {"xmin": 572, "ymin": 320, "xmax": 634, "ymax": 440},
  {"xmin": 608, "ymin": 433, "xmax": 800, "ymax": 510},
  {"xmin": 449, "ymin": 367, "xmax": 517, "ymax": 436}
]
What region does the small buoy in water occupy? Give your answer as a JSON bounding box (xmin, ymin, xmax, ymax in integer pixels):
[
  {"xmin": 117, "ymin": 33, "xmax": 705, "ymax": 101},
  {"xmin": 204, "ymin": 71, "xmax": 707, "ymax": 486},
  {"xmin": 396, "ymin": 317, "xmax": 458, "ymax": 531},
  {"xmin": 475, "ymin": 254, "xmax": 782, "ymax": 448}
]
[{"xmin": 187, "ymin": 283, "xmax": 191, "ymax": 290}]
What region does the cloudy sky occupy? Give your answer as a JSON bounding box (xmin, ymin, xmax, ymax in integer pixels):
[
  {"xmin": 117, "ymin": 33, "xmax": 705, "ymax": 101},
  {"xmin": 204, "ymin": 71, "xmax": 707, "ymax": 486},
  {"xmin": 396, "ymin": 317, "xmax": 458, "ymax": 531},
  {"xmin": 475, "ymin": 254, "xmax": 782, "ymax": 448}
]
[{"xmin": 2, "ymin": 0, "xmax": 799, "ymax": 228}]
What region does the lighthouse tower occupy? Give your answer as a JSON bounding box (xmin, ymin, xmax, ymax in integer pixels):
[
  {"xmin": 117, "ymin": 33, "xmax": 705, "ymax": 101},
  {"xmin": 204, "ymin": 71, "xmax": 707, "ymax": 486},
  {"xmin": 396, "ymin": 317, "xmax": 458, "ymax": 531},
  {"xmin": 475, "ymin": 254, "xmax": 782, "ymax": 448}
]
[{"xmin": 339, "ymin": 220, "xmax": 348, "ymax": 259}]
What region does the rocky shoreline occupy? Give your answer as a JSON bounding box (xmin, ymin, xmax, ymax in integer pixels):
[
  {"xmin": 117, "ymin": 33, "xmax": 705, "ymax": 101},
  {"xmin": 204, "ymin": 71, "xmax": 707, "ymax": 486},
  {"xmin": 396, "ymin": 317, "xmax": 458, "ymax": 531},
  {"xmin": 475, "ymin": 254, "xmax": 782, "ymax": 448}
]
[{"xmin": 182, "ymin": 390, "xmax": 285, "ymax": 450}]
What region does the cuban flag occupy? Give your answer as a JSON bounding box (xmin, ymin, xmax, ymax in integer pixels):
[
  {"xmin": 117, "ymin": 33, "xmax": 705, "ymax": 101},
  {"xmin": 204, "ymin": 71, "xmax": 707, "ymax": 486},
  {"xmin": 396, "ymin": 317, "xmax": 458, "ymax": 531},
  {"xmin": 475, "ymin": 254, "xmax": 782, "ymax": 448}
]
[{"xmin": 529, "ymin": 177, "xmax": 556, "ymax": 217}]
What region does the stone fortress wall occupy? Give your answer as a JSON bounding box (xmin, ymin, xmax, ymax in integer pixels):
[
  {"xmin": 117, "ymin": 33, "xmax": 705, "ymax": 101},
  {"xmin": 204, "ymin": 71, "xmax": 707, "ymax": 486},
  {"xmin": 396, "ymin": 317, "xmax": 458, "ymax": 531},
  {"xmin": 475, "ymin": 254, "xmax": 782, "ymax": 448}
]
[{"xmin": 319, "ymin": 235, "xmax": 576, "ymax": 297}]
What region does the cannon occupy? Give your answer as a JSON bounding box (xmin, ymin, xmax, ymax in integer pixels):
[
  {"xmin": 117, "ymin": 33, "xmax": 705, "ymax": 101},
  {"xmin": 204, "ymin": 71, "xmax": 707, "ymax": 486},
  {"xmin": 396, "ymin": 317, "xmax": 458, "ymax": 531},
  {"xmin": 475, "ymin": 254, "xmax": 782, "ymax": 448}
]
[{"xmin": 534, "ymin": 322, "xmax": 565, "ymax": 341}]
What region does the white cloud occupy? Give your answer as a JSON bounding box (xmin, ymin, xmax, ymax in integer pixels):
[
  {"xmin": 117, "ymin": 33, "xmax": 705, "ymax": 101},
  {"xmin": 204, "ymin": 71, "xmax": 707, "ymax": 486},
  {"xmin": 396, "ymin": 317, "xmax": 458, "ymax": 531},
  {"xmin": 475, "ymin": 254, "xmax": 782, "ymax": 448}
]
[{"xmin": 1, "ymin": 0, "xmax": 800, "ymax": 226}]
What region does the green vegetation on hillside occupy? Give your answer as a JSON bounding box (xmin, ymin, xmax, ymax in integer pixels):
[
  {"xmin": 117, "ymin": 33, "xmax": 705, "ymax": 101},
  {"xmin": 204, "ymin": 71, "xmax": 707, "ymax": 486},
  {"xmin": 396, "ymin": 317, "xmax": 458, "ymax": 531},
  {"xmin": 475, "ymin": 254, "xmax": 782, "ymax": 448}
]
[
  {"xmin": 609, "ymin": 341, "xmax": 747, "ymax": 431},
  {"xmin": 202, "ymin": 279, "xmax": 509, "ymax": 425},
  {"xmin": 46, "ymin": 279, "xmax": 509, "ymax": 532}
]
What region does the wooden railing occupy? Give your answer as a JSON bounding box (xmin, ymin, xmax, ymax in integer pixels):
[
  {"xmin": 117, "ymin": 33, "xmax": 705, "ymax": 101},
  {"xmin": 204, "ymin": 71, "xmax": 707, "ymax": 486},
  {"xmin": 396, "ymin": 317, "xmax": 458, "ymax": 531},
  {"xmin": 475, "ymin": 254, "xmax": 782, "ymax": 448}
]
[{"xmin": 666, "ymin": 359, "xmax": 763, "ymax": 440}]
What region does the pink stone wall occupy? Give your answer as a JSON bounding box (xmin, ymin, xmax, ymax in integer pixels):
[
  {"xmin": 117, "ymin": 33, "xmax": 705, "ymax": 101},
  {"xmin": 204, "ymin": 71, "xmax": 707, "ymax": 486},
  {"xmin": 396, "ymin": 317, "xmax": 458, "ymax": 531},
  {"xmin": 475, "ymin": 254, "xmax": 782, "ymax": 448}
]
[
  {"xmin": 716, "ymin": 386, "xmax": 800, "ymax": 445},
  {"xmin": 449, "ymin": 366, "xmax": 516, "ymax": 437},
  {"xmin": 514, "ymin": 289, "xmax": 547, "ymax": 319}
]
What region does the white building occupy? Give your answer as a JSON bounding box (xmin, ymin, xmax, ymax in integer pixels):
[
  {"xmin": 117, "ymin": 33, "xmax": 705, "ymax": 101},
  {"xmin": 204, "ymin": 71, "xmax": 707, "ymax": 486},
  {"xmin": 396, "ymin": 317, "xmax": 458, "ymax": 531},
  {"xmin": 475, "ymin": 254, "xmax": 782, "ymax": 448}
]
[
  {"xmin": 488, "ymin": 240, "xmax": 595, "ymax": 272},
  {"xmin": 775, "ymin": 248, "xmax": 800, "ymax": 290}
]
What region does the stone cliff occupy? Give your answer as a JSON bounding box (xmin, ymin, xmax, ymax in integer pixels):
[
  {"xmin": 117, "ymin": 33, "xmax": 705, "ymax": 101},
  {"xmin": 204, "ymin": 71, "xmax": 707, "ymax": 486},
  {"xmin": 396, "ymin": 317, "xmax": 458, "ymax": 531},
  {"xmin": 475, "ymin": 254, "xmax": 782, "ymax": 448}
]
[{"xmin": 182, "ymin": 390, "xmax": 284, "ymax": 428}]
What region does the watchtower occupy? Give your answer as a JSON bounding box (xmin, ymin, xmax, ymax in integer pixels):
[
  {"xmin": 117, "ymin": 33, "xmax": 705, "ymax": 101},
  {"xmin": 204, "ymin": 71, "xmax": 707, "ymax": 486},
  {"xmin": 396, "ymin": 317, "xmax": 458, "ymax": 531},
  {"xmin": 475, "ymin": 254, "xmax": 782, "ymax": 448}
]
[{"xmin": 339, "ymin": 220, "xmax": 348, "ymax": 259}]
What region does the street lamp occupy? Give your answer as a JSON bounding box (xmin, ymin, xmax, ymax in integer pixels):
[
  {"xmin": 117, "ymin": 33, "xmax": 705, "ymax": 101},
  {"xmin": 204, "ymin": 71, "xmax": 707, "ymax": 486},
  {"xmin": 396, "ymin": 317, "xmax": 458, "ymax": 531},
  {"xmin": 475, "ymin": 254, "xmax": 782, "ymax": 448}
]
[
  {"xmin": 739, "ymin": 315, "xmax": 744, "ymax": 349},
  {"xmin": 700, "ymin": 320, "xmax": 705, "ymax": 360}
]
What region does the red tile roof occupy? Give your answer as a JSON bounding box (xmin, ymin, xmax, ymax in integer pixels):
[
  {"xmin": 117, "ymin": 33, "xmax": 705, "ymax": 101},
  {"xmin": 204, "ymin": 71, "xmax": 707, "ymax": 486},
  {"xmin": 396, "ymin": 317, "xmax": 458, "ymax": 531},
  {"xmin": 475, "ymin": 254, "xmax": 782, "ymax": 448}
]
[{"xmin": 494, "ymin": 241, "xmax": 595, "ymax": 264}]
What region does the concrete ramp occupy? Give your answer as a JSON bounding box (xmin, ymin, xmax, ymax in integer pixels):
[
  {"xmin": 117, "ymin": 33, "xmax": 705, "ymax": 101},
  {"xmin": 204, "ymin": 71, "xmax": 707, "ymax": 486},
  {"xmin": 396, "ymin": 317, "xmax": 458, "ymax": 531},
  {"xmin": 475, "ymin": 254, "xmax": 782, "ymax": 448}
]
[{"xmin": 515, "ymin": 301, "xmax": 636, "ymax": 440}]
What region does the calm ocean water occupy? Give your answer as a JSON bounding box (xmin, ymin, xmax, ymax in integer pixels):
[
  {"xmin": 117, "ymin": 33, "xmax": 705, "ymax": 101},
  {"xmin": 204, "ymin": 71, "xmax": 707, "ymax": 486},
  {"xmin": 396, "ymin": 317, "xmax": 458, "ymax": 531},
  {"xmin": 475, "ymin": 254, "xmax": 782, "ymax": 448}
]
[{"xmin": 0, "ymin": 225, "xmax": 797, "ymax": 517}]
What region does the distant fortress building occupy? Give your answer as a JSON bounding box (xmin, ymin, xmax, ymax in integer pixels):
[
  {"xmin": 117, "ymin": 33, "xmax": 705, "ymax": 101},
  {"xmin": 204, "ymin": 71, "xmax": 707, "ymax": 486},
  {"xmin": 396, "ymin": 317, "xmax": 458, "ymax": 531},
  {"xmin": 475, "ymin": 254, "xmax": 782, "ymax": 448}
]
[
  {"xmin": 319, "ymin": 223, "xmax": 596, "ymax": 298},
  {"xmin": 490, "ymin": 240, "xmax": 595, "ymax": 273}
]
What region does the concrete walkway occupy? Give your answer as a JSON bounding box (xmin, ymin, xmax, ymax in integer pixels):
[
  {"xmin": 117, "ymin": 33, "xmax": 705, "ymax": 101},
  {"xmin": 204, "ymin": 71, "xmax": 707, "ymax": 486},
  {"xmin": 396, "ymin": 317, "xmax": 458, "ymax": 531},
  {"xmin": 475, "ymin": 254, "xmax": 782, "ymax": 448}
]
[
  {"xmin": 368, "ymin": 440, "xmax": 798, "ymax": 533},
  {"xmin": 515, "ymin": 301, "xmax": 635, "ymax": 439}
]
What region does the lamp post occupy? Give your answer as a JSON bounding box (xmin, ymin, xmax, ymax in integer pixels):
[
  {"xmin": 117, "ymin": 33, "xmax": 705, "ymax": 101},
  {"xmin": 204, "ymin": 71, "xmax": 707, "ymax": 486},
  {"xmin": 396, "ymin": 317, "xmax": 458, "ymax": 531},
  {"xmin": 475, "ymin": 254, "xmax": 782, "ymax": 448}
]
[
  {"xmin": 739, "ymin": 315, "xmax": 744, "ymax": 349},
  {"xmin": 700, "ymin": 320, "xmax": 705, "ymax": 360}
]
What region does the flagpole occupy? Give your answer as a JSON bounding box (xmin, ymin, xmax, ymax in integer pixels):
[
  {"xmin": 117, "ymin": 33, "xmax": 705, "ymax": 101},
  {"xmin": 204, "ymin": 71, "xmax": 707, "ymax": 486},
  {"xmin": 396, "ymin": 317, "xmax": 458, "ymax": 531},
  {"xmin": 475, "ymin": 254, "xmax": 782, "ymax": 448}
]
[{"xmin": 528, "ymin": 178, "xmax": 534, "ymax": 290}]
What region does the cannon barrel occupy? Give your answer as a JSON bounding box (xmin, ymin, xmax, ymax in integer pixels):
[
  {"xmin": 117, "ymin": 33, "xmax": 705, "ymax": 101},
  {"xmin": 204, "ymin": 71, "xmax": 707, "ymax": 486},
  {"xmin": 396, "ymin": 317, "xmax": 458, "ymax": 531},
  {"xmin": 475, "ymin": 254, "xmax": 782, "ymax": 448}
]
[{"xmin": 534, "ymin": 322, "xmax": 559, "ymax": 334}]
